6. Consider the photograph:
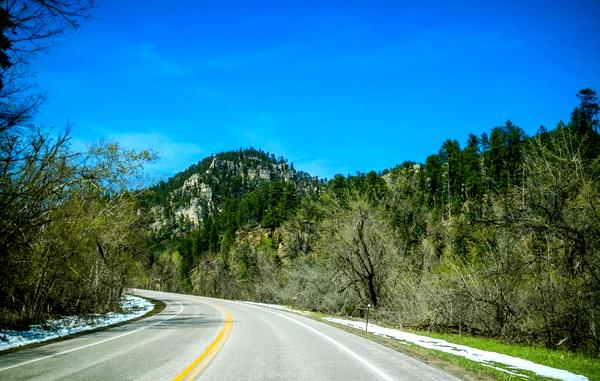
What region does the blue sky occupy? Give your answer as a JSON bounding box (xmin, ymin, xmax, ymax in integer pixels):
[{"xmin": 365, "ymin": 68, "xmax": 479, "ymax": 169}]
[{"xmin": 32, "ymin": 0, "xmax": 600, "ymax": 180}]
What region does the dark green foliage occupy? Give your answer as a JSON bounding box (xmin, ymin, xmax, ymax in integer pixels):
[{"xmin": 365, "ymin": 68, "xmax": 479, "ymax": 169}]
[
  {"xmin": 423, "ymin": 154, "xmax": 443, "ymax": 209},
  {"xmin": 260, "ymin": 181, "xmax": 299, "ymax": 229},
  {"xmin": 570, "ymin": 89, "xmax": 600, "ymax": 162},
  {"xmin": 439, "ymin": 139, "xmax": 462, "ymax": 214},
  {"xmin": 488, "ymin": 121, "xmax": 527, "ymax": 193},
  {"xmin": 573, "ymin": 88, "xmax": 599, "ymax": 133},
  {"xmin": 463, "ymin": 134, "xmax": 483, "ymax": 199}
]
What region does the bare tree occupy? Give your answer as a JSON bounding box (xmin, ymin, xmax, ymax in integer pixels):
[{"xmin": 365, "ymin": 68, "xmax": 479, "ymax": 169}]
[
  {"xmin": 319, "ymin": 195, "xmax": 397, "ymax": 307},
  {"xmin": 2, "ymin": 0, "xmax": 92, "ymax": 58},
  {"xmin": 0, "ymin": 0, "xmax": 93, "ymax": 128},
  {"xmin": 0, "ymin": 0, "xmax": 93, "ymax": 253}
]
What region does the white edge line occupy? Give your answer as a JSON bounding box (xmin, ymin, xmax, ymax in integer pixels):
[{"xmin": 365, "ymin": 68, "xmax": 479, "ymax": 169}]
[
  {"xmin": 240, "ymin": 302, "xmax": 394, "ymax": 381},
  {"xmin": 0, "ymin": 300, "xmax": 184, "ymax": 372}
]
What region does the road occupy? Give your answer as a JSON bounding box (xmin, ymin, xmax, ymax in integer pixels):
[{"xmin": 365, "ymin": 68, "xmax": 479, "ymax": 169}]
[{"xmin": 0, "ymin": 290, "xmax": 461, "ymax": 380}]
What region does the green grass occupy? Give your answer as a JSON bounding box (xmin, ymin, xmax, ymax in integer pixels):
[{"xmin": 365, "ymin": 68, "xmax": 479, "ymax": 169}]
[
  {"xmin": 305, "ymin": 311, "xmax": 599, "ymax": 380},
  {"xmin": 397, "ymin": 328, "xmax": 599, "ymax": 380}
]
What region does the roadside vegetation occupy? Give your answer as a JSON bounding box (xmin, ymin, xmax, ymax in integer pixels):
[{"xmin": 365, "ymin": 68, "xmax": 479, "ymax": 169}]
[
  {"xmin": 0, "ymin": 1, "xmax": 153, "ymax": 329},
  {"xmin": 147, "ymin": 89, "xmax": 600, "ymax": 363}
]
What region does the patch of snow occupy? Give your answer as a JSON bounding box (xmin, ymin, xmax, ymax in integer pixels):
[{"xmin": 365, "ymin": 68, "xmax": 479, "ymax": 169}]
[
  {"xmin": 325, "ymin": 317, "xmax": 588, "ymax": 381},
  {"xmin": 0, "ymin": 295, "xmax": 154, "ymax": 352},
  {"xmin": 243, "ymin": 301, "xmax": 312, "ymax": 315},
  {"xmin": 244, "ymin": 301, "xmax": 290, "ymax": 311}
]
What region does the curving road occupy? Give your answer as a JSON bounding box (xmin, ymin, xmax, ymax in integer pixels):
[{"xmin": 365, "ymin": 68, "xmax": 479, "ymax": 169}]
[{"xmin": 0, "ymin": 290, "xmax": 461, "ymax": 380}]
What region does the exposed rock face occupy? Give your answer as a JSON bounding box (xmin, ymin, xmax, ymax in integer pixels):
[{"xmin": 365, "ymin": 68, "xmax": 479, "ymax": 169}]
[
  {"xmin": 174, "ymin": 198, "xmax": 204, "ymax": 226},
  {"xmin": 247, "ymin": 168, "xmax": 272, "ymax": 181},
  {"xmin": 234, "ymin": 226, "xmax": 288, "ymax": 258},
  {"xmin": 149, "ymin": 206, "xmax": 167, "ymax": 231},
  {"xmin": 144, "ymin": 148, "xmax": 311, "ymax": 234}
]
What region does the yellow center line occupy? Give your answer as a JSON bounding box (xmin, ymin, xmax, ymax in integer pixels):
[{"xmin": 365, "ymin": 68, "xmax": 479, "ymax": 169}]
[{"xmin": 172, "ymin": 304, "xmax": 234, "ymax": 381}]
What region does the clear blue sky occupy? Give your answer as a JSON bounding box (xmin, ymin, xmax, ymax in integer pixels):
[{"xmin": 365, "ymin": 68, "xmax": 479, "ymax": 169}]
[{"xmin": 32, "ymin": 0, "xmax": 600, "ymax": 180}]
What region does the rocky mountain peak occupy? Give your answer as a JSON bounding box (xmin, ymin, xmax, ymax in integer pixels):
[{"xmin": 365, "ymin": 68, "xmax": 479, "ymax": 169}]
[{"xmin": 143, "ymin": 148, "xmax": 318, "ymax": 235}]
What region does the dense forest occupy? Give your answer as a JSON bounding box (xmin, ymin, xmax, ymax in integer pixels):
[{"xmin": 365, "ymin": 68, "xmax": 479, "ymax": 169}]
[{"xmin": 144, "ymin": 89, "xmax": 600, "ymax": 354}]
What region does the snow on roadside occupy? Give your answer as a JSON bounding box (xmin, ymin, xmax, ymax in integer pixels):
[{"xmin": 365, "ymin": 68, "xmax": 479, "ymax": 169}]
[
  {"xmin": 243, "ymin": 301, "xmax": 291, "ymax": 311},
  {"xmin": 0, "ymin": 295, "xmax": 154, "ymax": 352},
  {"xmin": 325, "ymin": 317, "xmax": 588, "ymax": 381},
  {"xmin": 242, "ymin": 301, "xmax": 312, "ymax": 315}
]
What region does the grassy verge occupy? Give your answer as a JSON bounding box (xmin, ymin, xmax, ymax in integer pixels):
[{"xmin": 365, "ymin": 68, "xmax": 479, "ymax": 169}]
[
  {"xmin": 306, "ymin": 311, "xmax": 598, "ymax": 381},
  {"xmin": 399, "ymin": 328, "xmax": 599, "ymax": 380}
]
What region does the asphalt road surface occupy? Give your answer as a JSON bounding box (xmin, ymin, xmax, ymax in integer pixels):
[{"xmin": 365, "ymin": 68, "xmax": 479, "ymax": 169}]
[{"xmin": 0, "ymin": 290, "xmax": 461, "ymax": 380}]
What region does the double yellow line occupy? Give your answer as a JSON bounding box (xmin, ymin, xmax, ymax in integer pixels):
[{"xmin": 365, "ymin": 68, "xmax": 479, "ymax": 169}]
[{"xmin": 173, "ymin": 304, "xmax": 233, "ymax": 381}]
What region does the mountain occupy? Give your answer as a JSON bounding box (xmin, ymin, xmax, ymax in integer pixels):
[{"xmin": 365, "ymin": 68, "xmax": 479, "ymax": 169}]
[{"xmin": 141, "ymin": 148, "xmax": 320, "ymax": 236}]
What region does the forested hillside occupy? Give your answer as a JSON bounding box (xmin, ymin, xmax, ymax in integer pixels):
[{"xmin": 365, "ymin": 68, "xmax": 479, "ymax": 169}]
[
  {"xmin": 140, "ymin": 147, "xmax": 321, "ymax": 237},
  {"xmin": 143, "ymin": 89, "xmax": 600, "ymax": 353},
  {"xmin": 139, "ymin": 148, "xmax": 322, "ymax": 290}
]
